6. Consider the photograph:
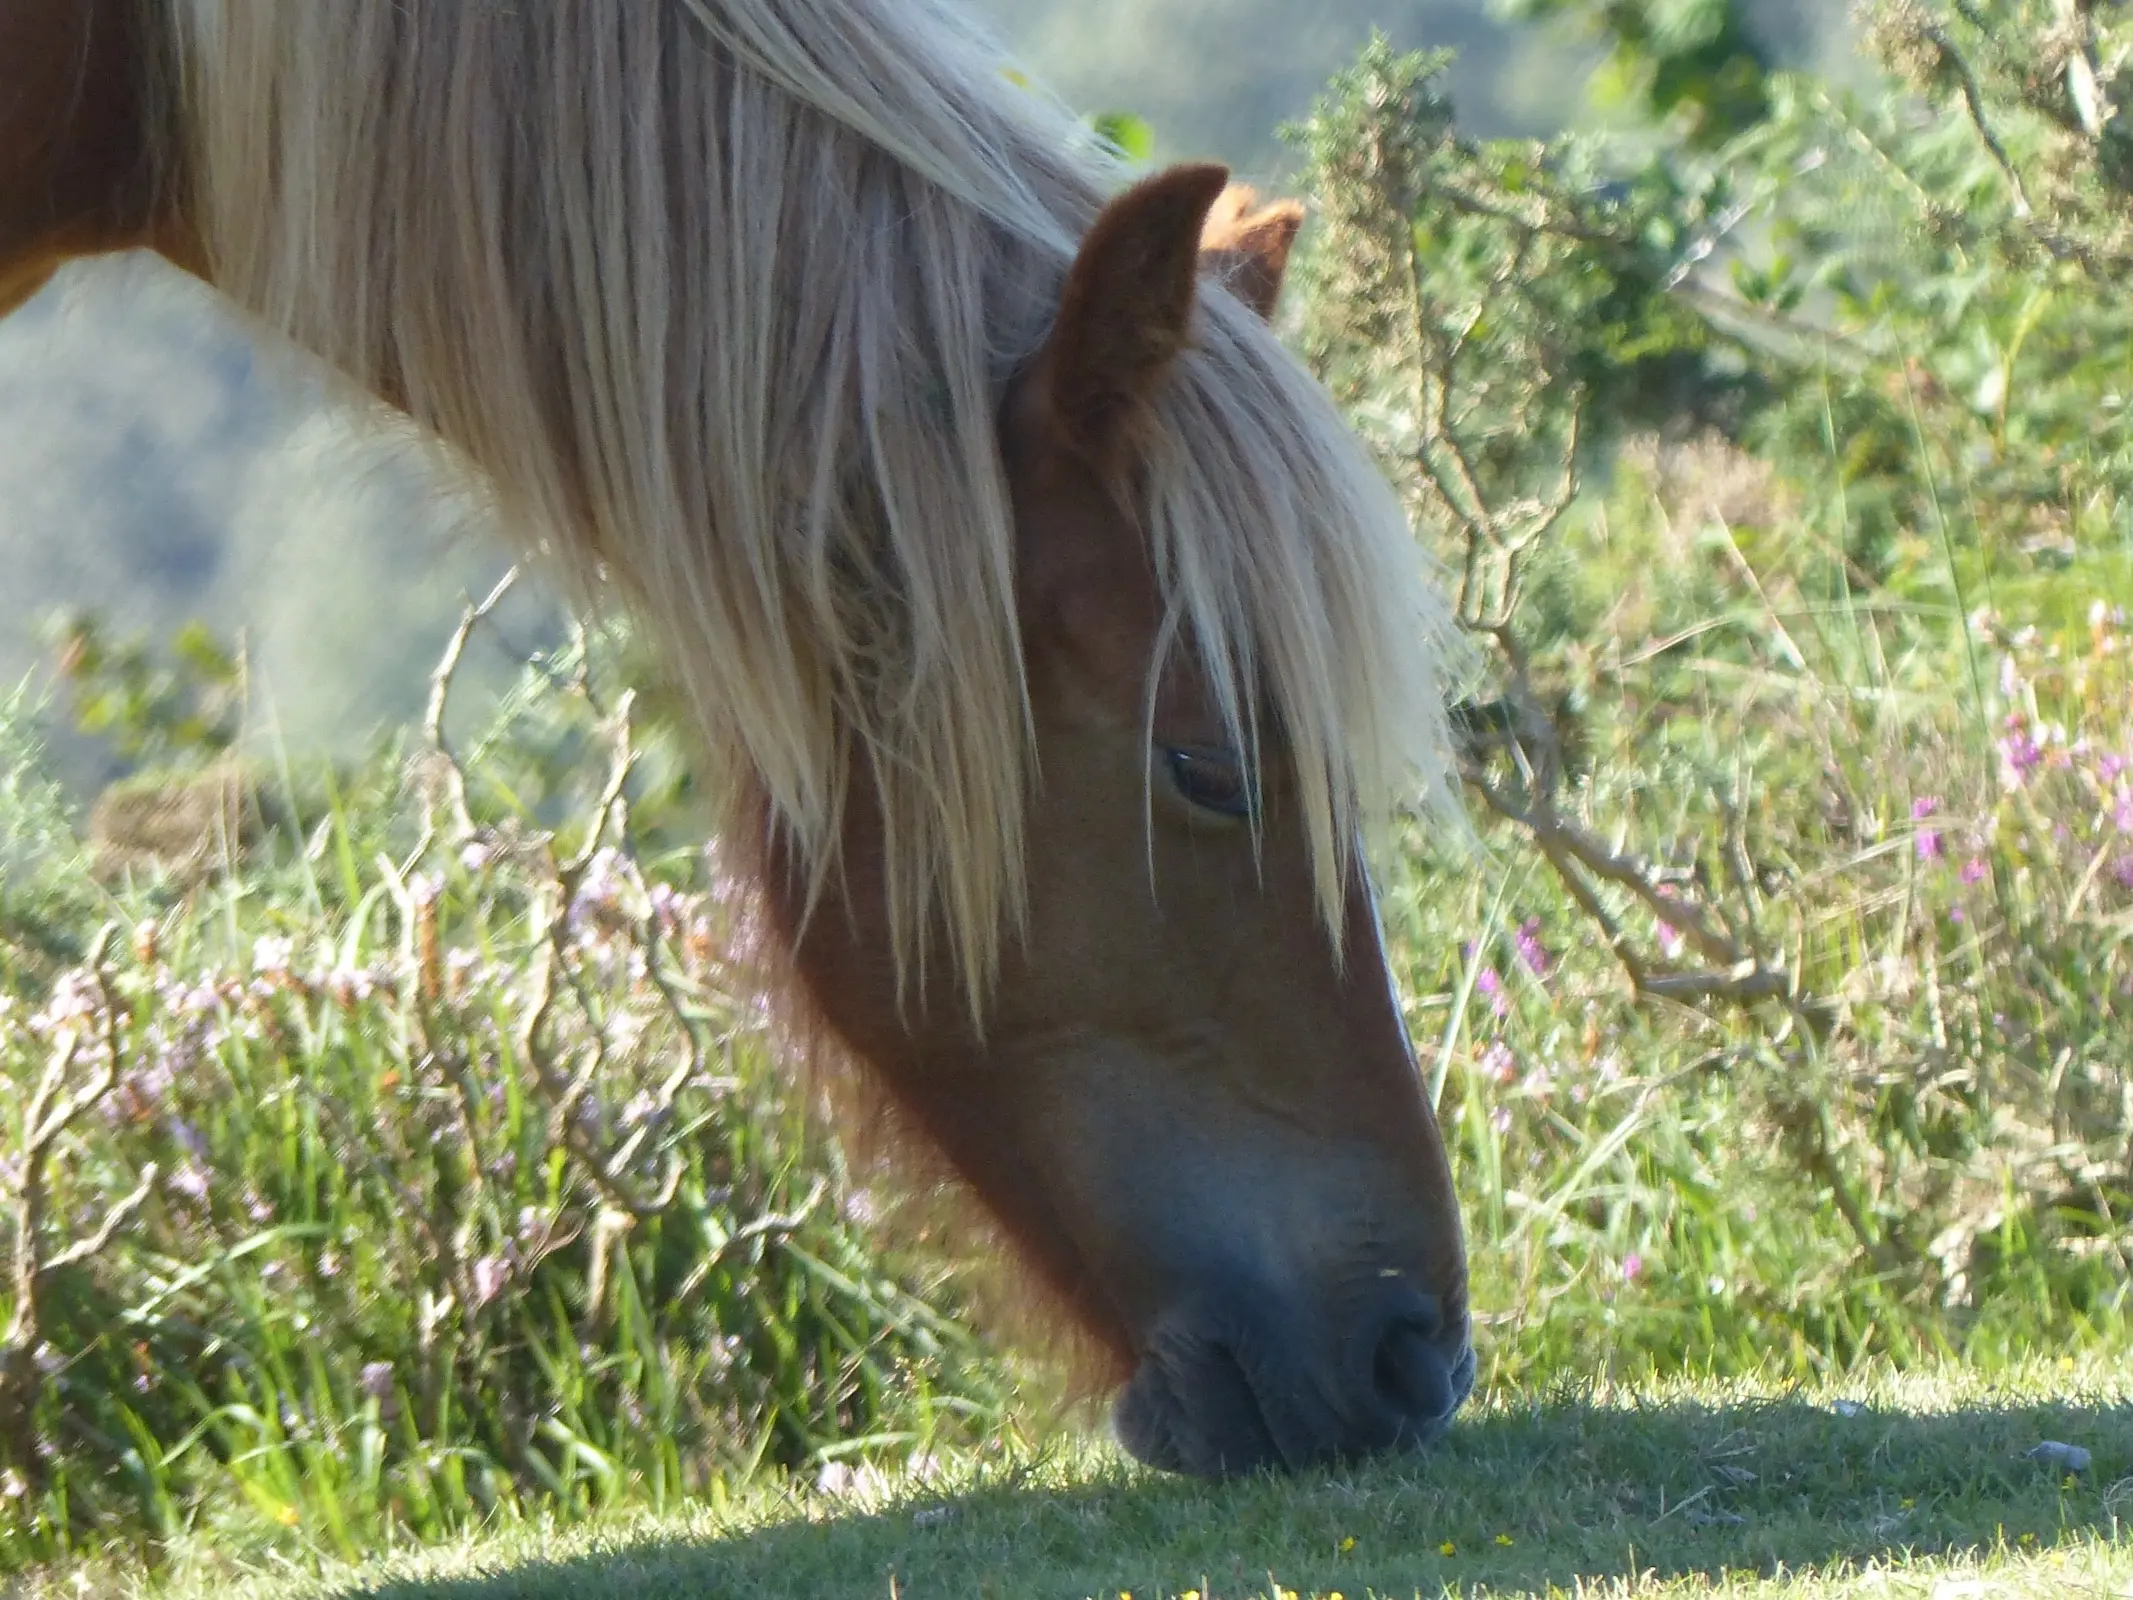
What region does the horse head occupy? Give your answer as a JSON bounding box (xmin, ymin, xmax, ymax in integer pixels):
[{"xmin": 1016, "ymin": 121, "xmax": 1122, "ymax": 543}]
[{"xmin": 764, "ymin": 165, "xmax": 1473, "ymax": 1475}]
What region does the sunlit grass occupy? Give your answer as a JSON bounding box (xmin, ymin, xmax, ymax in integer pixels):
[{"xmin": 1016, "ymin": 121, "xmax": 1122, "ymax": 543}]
[{"xmin": 13, "ymin": 1358, "xmax": 2125, "ymax": 1600}]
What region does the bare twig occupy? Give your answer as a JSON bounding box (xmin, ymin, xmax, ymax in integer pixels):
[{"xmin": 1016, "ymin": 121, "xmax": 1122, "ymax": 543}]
[
  {"xmin": 674, "ymin": 1177, "xmax": 829, "ymax": 1305},
  {"xmin": 419, "ymin": 567, "xmax": 520, "ymax": 846}
]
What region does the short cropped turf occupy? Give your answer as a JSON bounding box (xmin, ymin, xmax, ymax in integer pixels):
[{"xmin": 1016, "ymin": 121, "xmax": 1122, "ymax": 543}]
[{"xmin": 17, "ymin": 1359, "xmax": 2118, "ymax": 1600}]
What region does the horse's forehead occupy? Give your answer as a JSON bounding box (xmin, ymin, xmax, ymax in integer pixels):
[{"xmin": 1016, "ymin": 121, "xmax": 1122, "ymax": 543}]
[{"xmin": 1019, "ymin": 540, "xmax": 1228, "ymax": 743}]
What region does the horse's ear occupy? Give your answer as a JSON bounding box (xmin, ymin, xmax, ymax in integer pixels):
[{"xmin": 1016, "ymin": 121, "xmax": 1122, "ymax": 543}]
[
  {"xmin": 1199, "ymin": 185, "xmax": 1305, "ymax": 321},
  {"xmin": 1038, "ymin": 161, "xmax": 1231, "ymax": 461}
]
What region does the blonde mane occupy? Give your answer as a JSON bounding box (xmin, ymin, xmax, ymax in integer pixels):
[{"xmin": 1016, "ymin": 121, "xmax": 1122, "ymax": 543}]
[{"xmin": 172, "ymin": 0, "xmax": 1462, "ymax": 1016}]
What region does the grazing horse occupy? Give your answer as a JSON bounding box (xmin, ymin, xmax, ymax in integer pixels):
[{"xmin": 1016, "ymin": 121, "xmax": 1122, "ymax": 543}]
[{"xmin": 0, "ymin": 0, "xmax": 1475, "ymax": 1476}]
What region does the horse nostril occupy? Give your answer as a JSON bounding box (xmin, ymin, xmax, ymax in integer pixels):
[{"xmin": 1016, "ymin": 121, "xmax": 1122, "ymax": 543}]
[{"xmin": 1372, "ymin": 1318, "xmax": 1457, "ymax": 1424}]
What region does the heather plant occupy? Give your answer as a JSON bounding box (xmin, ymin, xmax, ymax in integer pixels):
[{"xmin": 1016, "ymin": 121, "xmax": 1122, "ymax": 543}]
[
  {"xmin": 0, "ymin": 686, "xmax": 97, "ymax": 970},
  {"xmin": 0, "ymin": 598, "xmax": 1011, "ymax": 1572},
  {"xmin": 1288, "ymin": 10, "xmax": 2132, "ymax": 1382}
]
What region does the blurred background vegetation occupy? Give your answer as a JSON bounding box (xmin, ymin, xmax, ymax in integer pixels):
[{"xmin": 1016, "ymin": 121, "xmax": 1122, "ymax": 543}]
[
  {"xmin": 5, "ymin": 0, "xmax": 2133, "ymax": 1585},
  {"xmin": 0, "ymin": 0, "xmax": 1856, "ymax": 778}
]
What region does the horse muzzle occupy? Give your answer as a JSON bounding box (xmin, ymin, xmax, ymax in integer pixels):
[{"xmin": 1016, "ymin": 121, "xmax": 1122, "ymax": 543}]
[{"xmin": 1110, "ymin": 1275, "xmax": 1474, "ymax": 1477}]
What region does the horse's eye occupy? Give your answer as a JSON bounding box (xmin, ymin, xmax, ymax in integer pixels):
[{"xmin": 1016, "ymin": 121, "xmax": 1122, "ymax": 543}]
[{"xmin": 1162, "ymin": 744, "xmax": 1255, "ymax": 820}]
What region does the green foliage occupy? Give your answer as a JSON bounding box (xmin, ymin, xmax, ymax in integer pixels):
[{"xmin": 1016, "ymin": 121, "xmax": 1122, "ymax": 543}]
[
  {"xmin": 1088, "ymin": 111, "xmax": 1157, "ymax": 163},
  {"xmin": 1500, "ymin": 0, "xmax": 1778, "ymax": 145},
  {"xmin": 40, "ymin": 612, "xmax": 243, "ymax": 775},
  {"xmin": 1290, "ymin": 12, "xmax": 2133, "ymax": 1381},
  {"xmin": 0, "ymin": 641, "xmax": 1009, "ymax": 1573},
  {"xmin": 0, "ymin": 684, "xmax": 100, "ymax": 974}
]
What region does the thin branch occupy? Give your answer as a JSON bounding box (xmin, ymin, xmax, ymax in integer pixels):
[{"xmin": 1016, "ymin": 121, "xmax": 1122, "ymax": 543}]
[{"xmin": 421, "ymin": 567, "xmax": 520, "ymax": 843}]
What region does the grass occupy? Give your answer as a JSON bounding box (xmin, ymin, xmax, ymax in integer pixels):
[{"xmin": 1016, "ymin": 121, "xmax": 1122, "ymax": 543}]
[
  {"xmin": 4, "ymin": 453, "xmax": 2131, "ymax": 1585},
  {"xmin": 13, "ymin": 1359, "xmax": 2126, "ymax": 1600}
]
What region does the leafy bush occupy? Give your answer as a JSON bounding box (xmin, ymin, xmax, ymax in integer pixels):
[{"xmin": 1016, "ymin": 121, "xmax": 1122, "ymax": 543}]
[{"xmin": 1291, "ymin": 5, "xmax": 2132, "ymax": 1382}]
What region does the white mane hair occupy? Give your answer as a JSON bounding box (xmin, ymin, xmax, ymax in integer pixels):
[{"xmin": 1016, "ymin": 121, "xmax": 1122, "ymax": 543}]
[{"xmin": 172, "ymin": 0, "xmax": 1463, "ymax": 1016}]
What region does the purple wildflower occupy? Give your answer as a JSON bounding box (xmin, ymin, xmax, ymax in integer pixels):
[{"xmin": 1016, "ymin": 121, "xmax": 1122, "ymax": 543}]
[
  {"xmin": 1480, "ymin": 1038, "xmax": 1518, "ymax": 1084},
  {"xmin": 1476, "ymin": 966, "xmax": 1509, "ymax": 1017},
  {"xmin": 649, "ymin": 881, "xmax": 683, "ymax": 936},
  {"xmin": 1622, "ymin": 1253, "xmax": 1645, "ymax": 1283},
  {"xmin": 1916, "ymin": 829, "xmax": 1944, "ymax": 862},
  {"xmin": 327, "ymin": 964, "xmax": 379, "ymax": 1010},
  {"xmin": 360, "ymin": 1362, "xmax": 395, "ymax": 1403},
  {"xmin": 1515, "ymin": 917, "xmax": 1553, "ymax": 979},
  {"xmin": 1960, "ymin": 857, "xmax": 1989, "ymax": 885},
  {"xmin": 1911, "ymin": 796, "xmax": 1940, "ymax": 820},
  {"xmin": 168, "ymin": 1119, "xmax": 211, "ymax": 1163},
  {"xmin": 2113, "ymin": 855, "xmax": 2133, "ymax": 890},
  {"xmin": 1999, "ymin": 719, "xmax": 2043, "ymax": 789}
]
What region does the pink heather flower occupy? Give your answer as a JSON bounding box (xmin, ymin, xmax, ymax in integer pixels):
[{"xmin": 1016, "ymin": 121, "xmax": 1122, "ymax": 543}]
[
  {"xmin": 1948, "ymin": 906, "xmax": 1966, "ymax": 924},
  {"xmin": 326, "ymin": 964, "xmax": 377, "ymax": 1009},
  {"xmin": 648, "ymin": 881, "xmax": 683, "ymax": 935},
  {"xmin": 2113, "ymin": 855, "xmax": 2133, "ymax": 890},
  {"xmin": 33, "ymin": 971, "xmax": 100, "ymax": 1032},
  {"xmin": 1622, "ymin": 1253, "xmax": 1645, "ymax": 1283},
  {"xmin": 2100, "ymin": 752, "xmax": 2129, "ymax": 783},
  {"xmin": 1911, "ymin": 796, "xmax": 1940, "ymax": 820},
  {"xmin": 1515, "ymin": 917, "xmax": 1553, "ymax": 979},
  {"xmin": 1916, "ymin": 829, "xmax": 1944, "ymax": 862},
  {"xmin": 1476, "ymin": 966, "xmax": 1508, "ymax": 1017},
  {"xmin": 2114, "ymin": 789, "xmax": 2133, "ymax": 833},
  {"xmin": 1960, "ymin": 857, "xmax": 1989, "ymax": 886},
  {"xmin": 169, "ymin": 1120, "xmax": 210, "ymax": 1163},
  {"xmin": 1657, "ymin": 921, "xmax": 1683, "ymax": 959},
  {"xmin": 1998, "ymin": 723, "xmax": 2043, "ymax": 788},
  {"xmin": 1481, "ymin": 1039, "xmax": 1517, "ymax": 1084}
]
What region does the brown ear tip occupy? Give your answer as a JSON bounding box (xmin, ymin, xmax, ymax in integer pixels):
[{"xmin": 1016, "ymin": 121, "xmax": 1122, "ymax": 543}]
[{"xmin": 1164, "ymin": 162, "xmax": 1235, "ymax": 210}]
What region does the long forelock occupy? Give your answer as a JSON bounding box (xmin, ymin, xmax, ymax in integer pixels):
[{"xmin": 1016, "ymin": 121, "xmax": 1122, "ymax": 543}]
[{"xmin": 171, "ymin": 0, "xmax": 1460, "ymax": 1017}]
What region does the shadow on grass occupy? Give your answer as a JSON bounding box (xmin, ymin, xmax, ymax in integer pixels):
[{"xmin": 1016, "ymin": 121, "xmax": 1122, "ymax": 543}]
[{"xmin": 338, "ymin": 1388, "xmax": 2133, "ymax": 1599}]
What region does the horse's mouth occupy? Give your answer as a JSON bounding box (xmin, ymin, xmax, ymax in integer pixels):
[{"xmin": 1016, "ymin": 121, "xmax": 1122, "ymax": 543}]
[{"xmin": 1110, "ymin": 1304, "xmax": 1474, "ymax": 1477}]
